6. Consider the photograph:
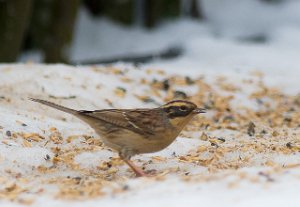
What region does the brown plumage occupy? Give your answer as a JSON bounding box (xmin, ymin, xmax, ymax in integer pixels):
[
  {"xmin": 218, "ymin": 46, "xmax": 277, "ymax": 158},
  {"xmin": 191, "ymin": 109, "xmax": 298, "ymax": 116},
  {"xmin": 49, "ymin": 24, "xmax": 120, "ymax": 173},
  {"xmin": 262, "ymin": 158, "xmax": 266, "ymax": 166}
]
[{"xmin": 29, "ymin": 98, "xmax": 205, "ymax": 177}]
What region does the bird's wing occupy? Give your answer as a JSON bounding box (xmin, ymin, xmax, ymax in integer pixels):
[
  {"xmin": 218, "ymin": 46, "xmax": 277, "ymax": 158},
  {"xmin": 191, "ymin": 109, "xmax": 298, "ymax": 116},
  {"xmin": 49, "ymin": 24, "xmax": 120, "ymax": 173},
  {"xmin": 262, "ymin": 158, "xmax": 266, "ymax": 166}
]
[{"xmin": 79, "ymin": 109, "xmax": 162, "ymax": 136}]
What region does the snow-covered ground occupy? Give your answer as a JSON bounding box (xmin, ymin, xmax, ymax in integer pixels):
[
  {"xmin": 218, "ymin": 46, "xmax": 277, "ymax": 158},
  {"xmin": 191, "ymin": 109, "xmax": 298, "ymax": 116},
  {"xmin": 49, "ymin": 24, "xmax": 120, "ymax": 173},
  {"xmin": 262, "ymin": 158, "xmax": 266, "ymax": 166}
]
[
  {"xmin": 3, "ymin": 0, "xmax": 300, "ymax": 206},
  {"xmin": 0, "ymin": 62, "xmax": 299, "ymax": 207}
]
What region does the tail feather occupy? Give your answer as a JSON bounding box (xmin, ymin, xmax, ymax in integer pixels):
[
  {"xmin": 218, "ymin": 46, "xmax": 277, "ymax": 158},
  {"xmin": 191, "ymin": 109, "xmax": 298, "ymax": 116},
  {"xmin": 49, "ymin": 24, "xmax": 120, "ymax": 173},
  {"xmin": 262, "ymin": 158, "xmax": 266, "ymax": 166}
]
[{"xmin": 29, "ymin": 98, "xmax": 78, "ymax": 115}]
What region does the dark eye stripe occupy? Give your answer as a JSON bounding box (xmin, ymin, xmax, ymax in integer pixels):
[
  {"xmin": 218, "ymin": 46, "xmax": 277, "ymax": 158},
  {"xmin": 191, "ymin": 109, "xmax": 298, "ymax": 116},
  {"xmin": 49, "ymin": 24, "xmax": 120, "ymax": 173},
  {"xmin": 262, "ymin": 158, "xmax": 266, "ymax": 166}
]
[{"xmin": 164, "ymin": 106, "xmax": 193, "ymax": 118}]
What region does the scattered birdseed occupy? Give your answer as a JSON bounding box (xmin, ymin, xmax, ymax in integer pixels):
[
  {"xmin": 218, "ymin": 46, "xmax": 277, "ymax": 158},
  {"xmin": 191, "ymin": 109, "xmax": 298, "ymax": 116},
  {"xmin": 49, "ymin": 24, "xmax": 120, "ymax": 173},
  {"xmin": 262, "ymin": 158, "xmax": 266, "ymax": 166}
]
[
  {"xmin": 200, "ymin": 132, "xmax": 209, "ymax": 141},
  {"xmin": 2, "ymin": 66, "xmax": 300, "ymax": 203},
  {"xmin": 6, "ymin": 130, "xmax": 11, "ymax": 137},
  {"xmin": 114, "ymin": 87, "xmax": 127, "ymax": 98},
  {"xmin": 247, "ymin": 122, "xmax": 256, "ymax": 136}
]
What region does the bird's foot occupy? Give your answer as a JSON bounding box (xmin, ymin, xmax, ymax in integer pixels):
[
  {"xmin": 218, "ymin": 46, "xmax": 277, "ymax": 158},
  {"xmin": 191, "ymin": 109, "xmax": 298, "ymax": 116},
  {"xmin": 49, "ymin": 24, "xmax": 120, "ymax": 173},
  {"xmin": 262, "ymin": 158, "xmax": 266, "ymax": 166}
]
[{"xmin": 123, "ymin": 159, "xmax": 155, "ymax": 177}]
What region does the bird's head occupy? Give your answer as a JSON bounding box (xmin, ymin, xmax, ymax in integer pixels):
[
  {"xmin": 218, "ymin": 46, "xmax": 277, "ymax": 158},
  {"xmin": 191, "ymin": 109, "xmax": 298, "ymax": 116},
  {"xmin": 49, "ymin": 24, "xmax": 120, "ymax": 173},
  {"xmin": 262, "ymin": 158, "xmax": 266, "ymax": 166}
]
[{"xmin": 160, "ymin": 100, "xmax": 206, "ymax": 129}]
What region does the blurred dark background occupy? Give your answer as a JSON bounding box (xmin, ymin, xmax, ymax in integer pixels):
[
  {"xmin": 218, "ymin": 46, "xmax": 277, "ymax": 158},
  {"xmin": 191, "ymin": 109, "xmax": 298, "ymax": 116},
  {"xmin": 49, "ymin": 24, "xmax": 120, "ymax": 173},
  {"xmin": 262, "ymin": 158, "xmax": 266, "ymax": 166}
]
[
  {"xmin": 0, "ymin": 0, "xmax": 204, "ymax": 63},
  {"xmin": 0, "ymin": 0, "xmax": 284, "ymax": 64}
]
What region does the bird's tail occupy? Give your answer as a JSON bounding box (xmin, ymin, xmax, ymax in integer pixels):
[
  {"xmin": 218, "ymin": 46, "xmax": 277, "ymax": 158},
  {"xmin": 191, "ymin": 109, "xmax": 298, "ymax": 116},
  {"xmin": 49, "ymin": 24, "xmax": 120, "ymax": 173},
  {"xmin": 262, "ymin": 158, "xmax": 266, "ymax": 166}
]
[{"xmin": 29, "ymin": 98, "xmax": 78, "ymax": 115}]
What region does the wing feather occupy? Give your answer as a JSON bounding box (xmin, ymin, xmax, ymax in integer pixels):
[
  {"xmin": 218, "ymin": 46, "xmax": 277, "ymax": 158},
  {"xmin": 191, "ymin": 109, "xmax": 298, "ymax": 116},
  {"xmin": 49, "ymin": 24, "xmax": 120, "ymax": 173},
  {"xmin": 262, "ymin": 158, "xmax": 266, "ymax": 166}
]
[{"xmin": 79, "ymin": 109, "xmax": 165, "ymax": 136}]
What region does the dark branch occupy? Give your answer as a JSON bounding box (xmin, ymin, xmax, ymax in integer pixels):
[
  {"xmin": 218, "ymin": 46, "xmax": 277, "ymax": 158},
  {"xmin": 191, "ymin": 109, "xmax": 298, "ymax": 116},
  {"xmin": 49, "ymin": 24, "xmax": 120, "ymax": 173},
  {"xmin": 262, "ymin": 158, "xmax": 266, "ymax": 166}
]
[{"xmin": 72, "ymin": 46, "xmax": 183, "ymax": 65}]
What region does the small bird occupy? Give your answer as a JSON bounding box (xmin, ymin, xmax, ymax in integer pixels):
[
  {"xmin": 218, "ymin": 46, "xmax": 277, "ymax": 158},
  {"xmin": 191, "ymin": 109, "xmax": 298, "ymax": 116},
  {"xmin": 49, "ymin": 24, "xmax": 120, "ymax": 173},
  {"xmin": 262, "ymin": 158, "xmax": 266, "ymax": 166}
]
[{"xmin": 29, "ymin": 98, "xmax": 205, "ymax": 177}]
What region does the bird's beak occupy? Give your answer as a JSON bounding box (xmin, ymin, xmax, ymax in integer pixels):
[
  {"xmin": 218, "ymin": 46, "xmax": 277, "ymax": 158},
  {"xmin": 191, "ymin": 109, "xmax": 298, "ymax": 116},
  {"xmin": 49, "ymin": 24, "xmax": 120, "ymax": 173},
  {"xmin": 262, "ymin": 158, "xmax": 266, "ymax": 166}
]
[{"xmin": 193, "ymin": 108, "xmax": 206, "ymax": 114}]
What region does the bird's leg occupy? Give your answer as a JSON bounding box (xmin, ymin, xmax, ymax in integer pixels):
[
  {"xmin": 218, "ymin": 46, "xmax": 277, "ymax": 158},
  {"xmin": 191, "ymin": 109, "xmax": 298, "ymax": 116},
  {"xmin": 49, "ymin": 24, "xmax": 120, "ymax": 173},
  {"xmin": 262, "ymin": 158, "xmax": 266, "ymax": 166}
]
[
  {"xmin": 119, "ymin": 150, "xmax": 150, "ymax": 177},
  {"xmin": 123, "ymin": 159, "xmax": 148, "ymax": 177}
]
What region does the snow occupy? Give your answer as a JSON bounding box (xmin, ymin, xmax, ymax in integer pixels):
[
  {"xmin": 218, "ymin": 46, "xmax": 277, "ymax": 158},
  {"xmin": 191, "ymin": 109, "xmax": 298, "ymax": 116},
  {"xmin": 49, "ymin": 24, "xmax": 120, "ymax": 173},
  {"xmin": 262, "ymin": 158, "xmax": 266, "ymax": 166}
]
[
  {"xmin": 3, "ymin": 0, "xmax": 300, "ymax": 206},
  {"xmin": 201, "ymin": 0, "xmax": 300, "ymax": 38},
  {"xmin": 0, "ymin": 63, "xmax": 299, "ymax": 206}
]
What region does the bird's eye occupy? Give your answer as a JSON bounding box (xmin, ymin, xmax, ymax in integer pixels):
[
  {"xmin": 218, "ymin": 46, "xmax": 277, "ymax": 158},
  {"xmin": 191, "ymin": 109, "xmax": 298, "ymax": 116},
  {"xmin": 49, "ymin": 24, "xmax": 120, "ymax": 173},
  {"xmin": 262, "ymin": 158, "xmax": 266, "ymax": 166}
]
[{"xmin": 179, "ymin": 106, "xmax": 188, "ymax": 111}]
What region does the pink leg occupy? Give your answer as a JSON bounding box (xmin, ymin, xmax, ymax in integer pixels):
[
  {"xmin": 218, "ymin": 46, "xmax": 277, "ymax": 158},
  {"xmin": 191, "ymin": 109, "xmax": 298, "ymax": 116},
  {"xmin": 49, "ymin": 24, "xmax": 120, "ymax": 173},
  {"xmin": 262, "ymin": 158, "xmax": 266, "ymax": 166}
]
[{"xmin": 123, "ymin": 159, "xmax": 149, "ymax": 177}]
